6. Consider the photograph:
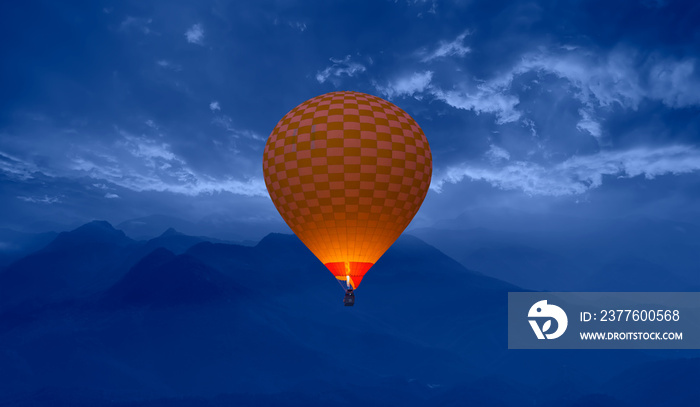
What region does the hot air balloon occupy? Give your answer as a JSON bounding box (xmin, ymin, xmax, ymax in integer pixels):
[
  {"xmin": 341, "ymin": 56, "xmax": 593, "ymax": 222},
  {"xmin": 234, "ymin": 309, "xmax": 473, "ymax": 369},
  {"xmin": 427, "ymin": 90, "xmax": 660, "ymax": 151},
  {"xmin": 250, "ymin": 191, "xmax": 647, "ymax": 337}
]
[{"xmin": 262, "ymin": 91, "xmax": 432, "ymax": 305}]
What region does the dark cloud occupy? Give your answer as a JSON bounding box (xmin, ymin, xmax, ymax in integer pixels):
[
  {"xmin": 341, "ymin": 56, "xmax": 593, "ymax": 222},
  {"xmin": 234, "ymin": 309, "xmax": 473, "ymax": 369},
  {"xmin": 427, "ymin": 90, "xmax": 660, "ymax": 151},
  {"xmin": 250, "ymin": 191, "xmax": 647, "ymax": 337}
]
[{"xmin": 0, "ymin": 0, "xmax": 699, "ymax": 237}]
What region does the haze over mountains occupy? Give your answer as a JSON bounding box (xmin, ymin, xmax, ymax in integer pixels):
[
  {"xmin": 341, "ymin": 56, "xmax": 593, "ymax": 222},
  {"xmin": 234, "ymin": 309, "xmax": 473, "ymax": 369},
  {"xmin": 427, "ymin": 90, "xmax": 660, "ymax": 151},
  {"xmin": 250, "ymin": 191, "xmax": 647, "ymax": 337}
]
[
  {"xmin": 0, "ymin": 229, "xmax": 57, "ymax": 270},
  {"xmin": 0, "ymin": 220, "xmax": 698, "ymax": 405},
  {"xmin": 8, "ymin": 209, "xmax": 699, "ymax": 293},
  {"xmin": 411, "ymin": 211, "xmax": 700, "ymax": 292}
]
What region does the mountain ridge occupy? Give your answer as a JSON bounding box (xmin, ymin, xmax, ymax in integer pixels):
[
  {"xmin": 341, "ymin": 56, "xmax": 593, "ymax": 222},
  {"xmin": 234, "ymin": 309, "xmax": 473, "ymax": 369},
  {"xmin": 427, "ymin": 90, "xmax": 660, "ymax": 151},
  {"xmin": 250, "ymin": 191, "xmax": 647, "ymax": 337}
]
[{"xmin": 0, "ymin": 220, "xmax": 696, "ymax": 406}]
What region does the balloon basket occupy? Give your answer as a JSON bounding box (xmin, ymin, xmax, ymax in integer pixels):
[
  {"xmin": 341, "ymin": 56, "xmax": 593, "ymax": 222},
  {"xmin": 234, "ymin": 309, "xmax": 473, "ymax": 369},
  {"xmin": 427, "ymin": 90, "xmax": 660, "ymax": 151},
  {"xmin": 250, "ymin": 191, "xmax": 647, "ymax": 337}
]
[{"xmin": 343, "ymin": 289, "xmax": 355, "ymax": 307}]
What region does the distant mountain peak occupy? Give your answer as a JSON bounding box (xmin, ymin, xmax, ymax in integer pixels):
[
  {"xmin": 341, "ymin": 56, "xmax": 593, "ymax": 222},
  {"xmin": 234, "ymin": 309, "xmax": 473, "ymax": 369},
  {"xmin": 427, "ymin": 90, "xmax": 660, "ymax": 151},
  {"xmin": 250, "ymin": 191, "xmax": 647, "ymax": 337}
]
[
  {"xmin": 159, "ymin": 227, "xmax": 183, "ymax": 237},
  {"xmin": 255, "ymin": 233, "xmax": 301, "ymax": 248},
  {"xmin": 78, "ymin": 220, "xmax": 118, "ymax": 232},
  {"xmin": 45, "ymin": 220, "xmax": 132, "ymax": 251},
  {"xmin": 102, "ymin": 251, "xmax": 234, "ymax": 307}
]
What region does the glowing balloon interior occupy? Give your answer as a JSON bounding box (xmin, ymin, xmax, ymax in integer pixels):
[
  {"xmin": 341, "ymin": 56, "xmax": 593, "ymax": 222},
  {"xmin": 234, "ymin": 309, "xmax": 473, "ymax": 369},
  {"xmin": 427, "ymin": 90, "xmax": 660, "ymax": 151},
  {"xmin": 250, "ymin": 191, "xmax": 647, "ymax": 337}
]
[{"xmin": 263, "ymin": 91, "xmax": 432, "ymax": 292}]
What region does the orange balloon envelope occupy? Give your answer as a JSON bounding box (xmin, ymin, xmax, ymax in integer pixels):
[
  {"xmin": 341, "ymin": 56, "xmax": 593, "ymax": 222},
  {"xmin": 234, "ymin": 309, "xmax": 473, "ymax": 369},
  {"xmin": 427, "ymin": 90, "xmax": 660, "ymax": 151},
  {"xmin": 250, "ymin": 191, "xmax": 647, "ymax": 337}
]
[{"xmin": 263, "ymin": 91, "xmax": 432, "ymax": 289}]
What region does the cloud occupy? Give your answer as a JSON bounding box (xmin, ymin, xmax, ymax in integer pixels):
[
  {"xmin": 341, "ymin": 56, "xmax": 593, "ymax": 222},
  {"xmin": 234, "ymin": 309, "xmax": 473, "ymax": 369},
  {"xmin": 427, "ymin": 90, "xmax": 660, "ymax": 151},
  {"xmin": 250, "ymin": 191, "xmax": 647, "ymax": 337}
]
[
  {"xmin": 378, "ymin": 46, "xmax": 700, "ymax": 129},
  {"xmin": 71, "ymin": 155, "xmax": 266, "ymax": 198},
  {"xmin": 375, "ymin": 71, "xmax": 433, "ymax": 99},
  {"xmin": 211, "ymin": 115, "xmax": 265, "ymax": 141},
  {"xmin": 432, "ymin": 145, "xmax": 700, "ymax": 196},
  {"xmin": 647, "ymin": 59, "xmax": 700, "ymax": 108},
  {"xmin": 518, "ymin": 49, "xmax": 700, "ymax": 112},
  {"xmin": 3, "ymin": 120, "xmax": 267, "ymax": 200},
  {"xmin": 17, "ymin": 195, "xmax": 61, "ymax": 204},
  {"xmin": 518, "ymin": 50, "xmax": 644, "ymax": 110},
  {"xmin": 420, "ymin": 31, "xmax": 471, "ymax": 62},
  {"xmin": 404, "ymin": 0, "xmax": 438, "ymax": 16},
  {"xmin": 117, "ymin": 132, "xmax": 178, "ymax": 162},
  {"xmin": 104, "ymin": 193, "xmax": 120, "ymax": 199},
  {"xmin": 65, "ymin": 130, "xmax": 267, "ymax": 197},
  {"xmin": 185, "ymin": 24, "xmax": 204, "ymax": 45},
  {"xmin": 485, "ymin": 144, "xmax": 510, "ymax": 163},
  {"xmin": 74, "ymin": 156, "xmax": 266, "ymax": 197},
  {"xmin": 431, "ymin": 85, "xmax": 521, "ymax": 124},
  {"xmin": 119, "ymin": 16, "xmax": 152, "ymax": 34},
  {"xmin": 272, "ymin": 17, "xmax": 307, "ymax": 32},
  {"xmin": 0, "ymin": 151, "xmax": 39, "ymax": 180},
  {"xmin": 209, "ymin": 101, "xmax": 221, "ymax": 111},
  {"xmin": 315, "ymin": 55, "xmax": 366, "ymax": 85},
  {"xmin": 145, "ymin": 120, "xmax": 158, "ymax": 130},
  {"xmin": 373, "ymin": 70, "xmax": 520, "ymax": 122},
  {"xmin": 156, "ymin": 60, "xmax": 182, "ymax": 71},
  {"xmin": 373, "ymin": 57, "xmax": 520, "ymax": 123},
  {"xmin": 576, "ymin": 109, "xmax": 602, "ymax": 138},
  {"xmin": 288, "ymin": 21, "xmax": 307, "ymax": 31}
]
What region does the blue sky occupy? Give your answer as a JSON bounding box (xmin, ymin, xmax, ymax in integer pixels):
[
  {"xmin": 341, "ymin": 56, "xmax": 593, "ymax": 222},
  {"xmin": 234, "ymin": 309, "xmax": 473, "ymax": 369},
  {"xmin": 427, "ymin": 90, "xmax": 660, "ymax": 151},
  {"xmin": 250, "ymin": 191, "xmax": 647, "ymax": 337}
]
[{"xmin": 1, "ymin": 0, "xmax": 699, "ymax": 235}]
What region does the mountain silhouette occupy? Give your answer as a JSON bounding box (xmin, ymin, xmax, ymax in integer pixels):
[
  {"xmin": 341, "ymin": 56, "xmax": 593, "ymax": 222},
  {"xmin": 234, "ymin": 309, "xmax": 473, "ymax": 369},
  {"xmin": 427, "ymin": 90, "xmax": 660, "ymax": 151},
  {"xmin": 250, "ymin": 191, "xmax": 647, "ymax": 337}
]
[
  {"xmin": 116, "ymin": 214, "xmax": 287, "ymax": 243},
  {"xmin": 185, "ymin": 233, "xmax": 324, "ymax": 297},
  {"xmin": 0, "ymin": 228, "xmax": 57, "ymax": 269},
  {"xmin": 47, "ymin": 220, "xmax": 133, "ymax": 249},
  {"xmin": 102, "ymin": 248, "xmax": 238, "ymax": 307},
  {"xmin": 0, "ymin": 222, "xmax": 242, "ymax": 311},
  {"xmin": 117, "ymin": 215, "xmax": 201, "ymax": 240},
  {"xmin": 0, "ymin": 221, "xmax": 697, "ymax": 406},
  {"xmin": 139, "ymin": 228, "xmax": 228, "ymax": 255},
  {"xmin": 0, "ymin": 221, "xmax": 136, "ymax": 308}
]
